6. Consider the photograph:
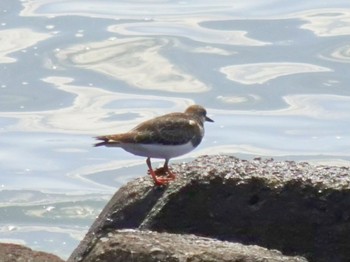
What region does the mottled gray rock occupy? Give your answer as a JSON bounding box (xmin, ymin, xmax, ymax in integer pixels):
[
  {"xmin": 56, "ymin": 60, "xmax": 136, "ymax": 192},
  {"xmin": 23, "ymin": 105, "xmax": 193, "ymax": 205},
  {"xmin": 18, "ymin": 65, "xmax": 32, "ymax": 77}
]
[
  {"xmin": 81, "ymin": 229, "xmax": 307, "ymax": 262},
  {"xmin": 69, "ymin": 155, "xmax": 350, "ymax": 262},
  {"xmin": 0, "ymin": 243, "xmax": 64, "ymax": 262}
]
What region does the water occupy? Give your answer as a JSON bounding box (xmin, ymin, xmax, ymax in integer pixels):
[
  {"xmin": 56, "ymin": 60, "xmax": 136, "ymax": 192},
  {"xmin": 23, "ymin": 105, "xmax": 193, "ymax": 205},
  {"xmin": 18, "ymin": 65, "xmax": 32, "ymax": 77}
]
[{"xmin": 1, "ymin": 0, "xmax": 350, "ymax": 259}]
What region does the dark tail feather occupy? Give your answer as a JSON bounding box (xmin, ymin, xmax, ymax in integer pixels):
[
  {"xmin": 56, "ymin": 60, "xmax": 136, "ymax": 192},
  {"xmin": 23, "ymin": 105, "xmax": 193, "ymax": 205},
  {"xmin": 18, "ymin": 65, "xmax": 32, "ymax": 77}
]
[
  {"xmin": 94, "ymin": 141, "xmax": 107, "ymax": 147},
  {"xmin": 94, "ymin": 136, "xmax": 108, "ymax": 147},
  {"xmin": 94, "ymin": 136, "xmax": 122, "ymax": 147}
]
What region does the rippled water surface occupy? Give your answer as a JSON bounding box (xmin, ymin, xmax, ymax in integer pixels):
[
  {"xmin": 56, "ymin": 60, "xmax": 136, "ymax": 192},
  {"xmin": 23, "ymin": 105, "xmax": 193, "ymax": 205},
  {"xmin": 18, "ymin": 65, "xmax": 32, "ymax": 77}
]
[{"xmin": 1, "ymin": 0, "xmax": 350, "ymax": 259}]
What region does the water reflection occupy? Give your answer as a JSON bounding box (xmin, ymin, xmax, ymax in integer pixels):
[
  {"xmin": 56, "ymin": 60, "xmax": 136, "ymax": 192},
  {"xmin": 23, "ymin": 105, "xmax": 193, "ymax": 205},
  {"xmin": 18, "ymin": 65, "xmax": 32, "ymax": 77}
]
[
  {"xmin": 0, "ymin": 189, "xmax": 109, "ymax": 258},
  {"xmin": 216, "ymin": 95, "xmax": 256, "ymax": 104},
  {"xmin": 2, "ymin": 0, "xmax": 350, "ymax": 260},
  {"xmin": 281, "ymin": 94, "xmax": 350, "ymax": 119},
  {"xmin": 109, "ymin": 21, "xmax": 268, "ymax": 46},
  {"xmin": 0, "ymin": 29, "xmax": 51, "ymax": 63},
  {"xmin": 19, "ymin": 0, "xmax": 260, "ymax": 19},
  {"xmin": 299, "ymin": 9, "xmax": 350, "ymax": 36},
  {"xmin": 220, "ymin": 62, "xmax": 331, "ymax": 84},
  {"xmin": 0, "ymin": 76, "xmax": 194, "ymax": 133},
  {"xmin": 0, "ymin": 224, "xmax": 87, "ymax": 259},
  {"xmin": 320, "ymin": 44, "xmax": 350, "ymax": 63},
  {"xmin": 55, "ymin": 38, "xmax": 209, "ymax": 93}
]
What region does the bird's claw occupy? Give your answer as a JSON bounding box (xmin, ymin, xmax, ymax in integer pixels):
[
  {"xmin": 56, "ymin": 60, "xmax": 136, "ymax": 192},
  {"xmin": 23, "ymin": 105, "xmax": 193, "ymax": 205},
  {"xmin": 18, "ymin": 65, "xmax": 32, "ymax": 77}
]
[
  {"xmin": 153, "ymin": 176, "xmax": 174, "ymax": 186},
  {"xmin": 147, "ymin": 167, "xmax": 176, "ymax": 186}
]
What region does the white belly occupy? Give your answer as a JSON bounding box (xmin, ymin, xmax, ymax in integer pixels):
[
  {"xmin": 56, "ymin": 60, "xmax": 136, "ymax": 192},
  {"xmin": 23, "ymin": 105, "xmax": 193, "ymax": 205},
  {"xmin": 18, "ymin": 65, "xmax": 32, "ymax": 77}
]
[{"xmin": 120, "ymin": 142, "xmax": 195, "ymax": 159}]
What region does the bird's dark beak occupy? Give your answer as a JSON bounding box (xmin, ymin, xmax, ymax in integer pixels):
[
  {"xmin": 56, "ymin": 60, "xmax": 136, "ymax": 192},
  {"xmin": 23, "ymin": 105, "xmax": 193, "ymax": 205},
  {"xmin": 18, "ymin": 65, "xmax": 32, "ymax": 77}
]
[{"xmin": 205, "ymin": 116, "xmax": 214, "ymax": 122}]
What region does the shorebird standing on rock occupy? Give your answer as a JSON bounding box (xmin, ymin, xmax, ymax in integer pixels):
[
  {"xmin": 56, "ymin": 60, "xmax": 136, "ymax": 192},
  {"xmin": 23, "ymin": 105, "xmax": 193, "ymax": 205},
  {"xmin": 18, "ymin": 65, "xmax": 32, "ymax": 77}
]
[{"xmin": 94, "ymin": 105, "xmax": 214, "ymax": 185}]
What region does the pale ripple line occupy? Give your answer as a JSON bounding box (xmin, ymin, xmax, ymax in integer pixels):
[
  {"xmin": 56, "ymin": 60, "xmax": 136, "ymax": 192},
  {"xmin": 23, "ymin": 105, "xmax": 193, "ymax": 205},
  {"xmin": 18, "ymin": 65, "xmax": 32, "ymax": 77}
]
[
  {"xmin": 55, "ymin": 37, "xmax": 209, "ymax": 93},
  {"xmin": 19, "ymin": 1, "xmax": 252, "ymax": 19},
  {"xmin": 0, "ymin": 190, "xmax": 108, "ymax": 207},
  {"xmin": 20, "ymin": 0, "xmax": 350, "ymax": 38},
  {"xmin": 220, "ymin": 62, "xmax": 331, "ymax": 85},
  {"xmin": 297, "ymin": 8, "xmax": 350, "ymax": 37},
  {"xmin": 280, "ymin": 94, "xmax": 350, "ymax": 119},
  {"xmin": 66, "ymin": 159, "xmax": 143, "ymax": 191},
  {"xmin": 24, "ymin": 205, "xmax": 100, "ymax": 219},
  {"xmin": 216, "ymin": 94, "xmax": 261, "ymax": 104},
  {"xmin": 68, "ymin": 159, "xmax": 142, "ymax": 176},
  {"xmin": 193, "ymin": 144, "xmax": 350, "ymax": 159},
  {"xmin": 0, "ymin": 28, "xmax": 51, "ymax": 63},
  {"xmin": 0, "ymin": 76, "xmax": 194, "ymax": 133},
  {"xmin": 209, "ymin": 94, "xmax": 350, "ymax": 119},
  {"xmin": 319, "ymin": 44, "xmax": 350, "ymax": 63},
  {"xmin": 109, "ymin": 21, "xmax": 269, "ymax": 46},
  {"xmin": 0, "ymin": 225, "xmax": 85, "ymax": 241}
]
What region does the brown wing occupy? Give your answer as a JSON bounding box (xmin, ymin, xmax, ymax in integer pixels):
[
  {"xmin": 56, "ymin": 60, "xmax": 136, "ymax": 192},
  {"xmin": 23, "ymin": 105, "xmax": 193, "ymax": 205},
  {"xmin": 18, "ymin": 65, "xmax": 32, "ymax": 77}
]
[
  {"xmin": 94, "ymin": 113, "xmax": 202, "ymax": 146},
  {"xmin": 131, "ymin": 113, "xmax": 200, "ymax": 145}
]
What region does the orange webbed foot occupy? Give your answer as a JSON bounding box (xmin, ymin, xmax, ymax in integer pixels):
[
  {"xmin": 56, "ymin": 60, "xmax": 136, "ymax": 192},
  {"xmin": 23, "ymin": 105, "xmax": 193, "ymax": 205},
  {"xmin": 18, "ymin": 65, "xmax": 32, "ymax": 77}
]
[{"xmin": 146, "ymin": 158, "xmax": 176, "ymax": 186}]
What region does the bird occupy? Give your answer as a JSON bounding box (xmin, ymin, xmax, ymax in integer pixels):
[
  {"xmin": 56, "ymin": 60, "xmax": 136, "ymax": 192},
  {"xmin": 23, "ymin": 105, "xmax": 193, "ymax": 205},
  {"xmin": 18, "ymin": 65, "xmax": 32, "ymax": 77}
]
[{"xmin": 94, "ymin": 104, "xmax": 214, "ymax": 185}]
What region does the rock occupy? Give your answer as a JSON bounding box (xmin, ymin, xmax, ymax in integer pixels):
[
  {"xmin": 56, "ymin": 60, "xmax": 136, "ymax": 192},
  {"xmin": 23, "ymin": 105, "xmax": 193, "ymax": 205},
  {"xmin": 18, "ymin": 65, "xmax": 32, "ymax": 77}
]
[
  {"xmin": 0, "ymin": 243, "xmax": 64, "ymax": 262},
  {"xmin": 68, "ymin": 155, "xmax": 350, "ymax": 262},
  {"xmin": 82, "ymin": 229, "xmax": 307, "ymax": 262}
]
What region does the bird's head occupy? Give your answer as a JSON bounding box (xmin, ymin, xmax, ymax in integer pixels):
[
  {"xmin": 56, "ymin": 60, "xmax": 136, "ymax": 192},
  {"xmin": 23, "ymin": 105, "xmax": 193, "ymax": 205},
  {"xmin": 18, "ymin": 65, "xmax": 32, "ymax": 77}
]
[{"xmin": 185, "ymin": 105, "xmax": 214, "ymax": 123}]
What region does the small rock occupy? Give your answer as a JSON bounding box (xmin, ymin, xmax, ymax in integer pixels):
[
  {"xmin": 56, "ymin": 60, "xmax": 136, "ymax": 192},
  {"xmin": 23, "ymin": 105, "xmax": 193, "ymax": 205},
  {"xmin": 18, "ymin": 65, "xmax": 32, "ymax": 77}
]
[
  {"xmin": 81, "ymin": 229, "xmax": 307, "ymax": 262},
  {"xmin": 0, "ymin": 243, "xmax": 64, "ymax": 262}
]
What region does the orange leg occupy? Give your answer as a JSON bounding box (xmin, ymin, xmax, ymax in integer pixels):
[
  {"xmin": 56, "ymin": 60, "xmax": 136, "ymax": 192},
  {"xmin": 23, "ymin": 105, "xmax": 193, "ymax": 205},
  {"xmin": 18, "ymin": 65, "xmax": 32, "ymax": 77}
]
[
  {"xmin": 146, "ymin": 158, "xmax": 171, "ymax": 186},
  {"xmin": 163, "ymin": 159, "xmax": 176, "ymax": 180}
]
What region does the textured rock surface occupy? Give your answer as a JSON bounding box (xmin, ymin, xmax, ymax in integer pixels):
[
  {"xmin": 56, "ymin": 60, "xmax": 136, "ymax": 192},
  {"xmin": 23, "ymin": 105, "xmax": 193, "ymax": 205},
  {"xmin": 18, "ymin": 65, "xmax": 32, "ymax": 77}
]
[
  {"xmin": 69, "ymin": 155, "xmax": 350, "ymax": 262},
  {"xmin": 82, "ymin": 229, "xmax": 307, "ymax": 262},
  {"xmin": 0, "ymin": 243, "xmax": 64, "ymax": 262}
]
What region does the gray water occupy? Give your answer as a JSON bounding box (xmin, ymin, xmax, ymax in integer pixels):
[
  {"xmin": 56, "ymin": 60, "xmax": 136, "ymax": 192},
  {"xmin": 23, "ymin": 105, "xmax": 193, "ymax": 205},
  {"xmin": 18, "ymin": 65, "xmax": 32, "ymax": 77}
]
[{"xmin": 1, "ymin": 0, "xmax": 350, "ymax": 259}]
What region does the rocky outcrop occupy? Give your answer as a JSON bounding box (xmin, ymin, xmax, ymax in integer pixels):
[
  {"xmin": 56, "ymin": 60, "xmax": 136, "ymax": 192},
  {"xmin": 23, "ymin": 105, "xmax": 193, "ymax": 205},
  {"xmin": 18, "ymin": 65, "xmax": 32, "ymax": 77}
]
[
  {"xmin": 68, "ymin": 155, "xmax": 350, "ymax": 262},
  {"xmin": 81, "ymin": 229, "xmax": 307, "ymax": 262},
  {"xmin": 0, "ymin": 243, "xmax": 64, "ymax": 262}
]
